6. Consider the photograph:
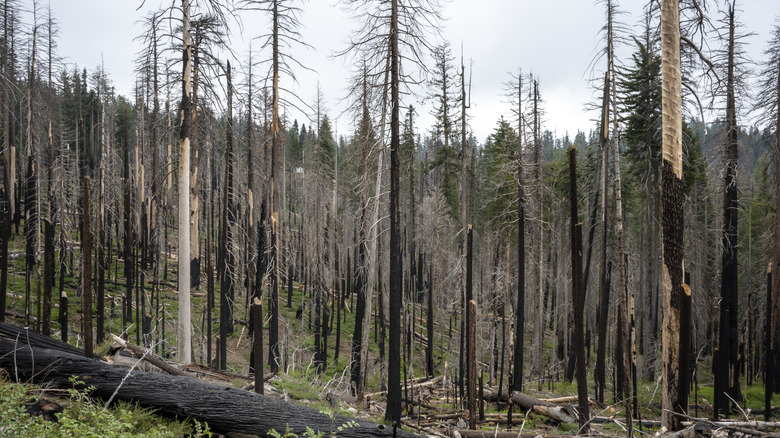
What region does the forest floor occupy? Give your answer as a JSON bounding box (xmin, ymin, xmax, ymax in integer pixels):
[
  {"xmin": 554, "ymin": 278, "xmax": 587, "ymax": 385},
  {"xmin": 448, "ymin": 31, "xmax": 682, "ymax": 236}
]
[{"xmin": 2, "ymin": 233, "xmax": 780, "ymax": 436}]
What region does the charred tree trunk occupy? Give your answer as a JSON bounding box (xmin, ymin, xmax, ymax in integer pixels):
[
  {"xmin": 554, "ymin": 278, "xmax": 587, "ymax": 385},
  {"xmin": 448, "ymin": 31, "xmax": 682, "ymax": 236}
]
[
  {"xmin": 660, "ymin": 0, "xmax": 688, "ymax": 429},
  {"xmin": 0, "ymin": 338, "xmax": 423, "ymax": 438},
  {"xmin": 219, "ymin": 61, "xmax": 236, "ymax": 370},
  {"xmin": 386, "ymin": 0, "xmax": 402, "ymax": 424},
  {"xmin": 595, "ymin": 71, "xmax": 610, "ymax": 404},
  {"xmin": 253, "ymin": 298, "xmax": 264, "ymax": 394},
  {"xmin": 82, "ymin": 177, "xmax": 93, "ymax": 357},
  {"xmin": 426, "ymin": 254, "xmax": 434, "ymax": 377},
  {"xmin": 773, "ymin": 34, "xmax": 780, "ymax": 395},
  {"xmin": 512, "ymin": 73, "xmax": 525, "ymax": 394},
  {"xmin": 568, "ymin": 147, "xmax": 589, "ymax": 433},
  {"xmin": 766, "ymin": 264, "xmax": 772, "ymax": 421},
  {"xmin": 268, "ymin": 0, "xmax": 281, "ymax": 375},
  {"xmin": 716, "ymin": 5, "xmax": 741, "ymax": 417},
  {"xmin": 42, "ymin": 220, "xmax": 53, "ymax": 336},
  {"xmin": 177, "ymin": 0, "xmax": 193, "ymax": 365}
]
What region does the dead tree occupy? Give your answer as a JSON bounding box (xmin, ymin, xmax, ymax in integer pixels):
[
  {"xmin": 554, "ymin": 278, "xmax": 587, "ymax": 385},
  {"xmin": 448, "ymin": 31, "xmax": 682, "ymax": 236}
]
[
  {"xmin": 568, "ymin": 146, "xmax": 589, "ymax": 433},
  {"xmin": 82, "ymin": 176, "xmax": 93, "ymax": 357},
  {"xmin": 178, "ymin": 0, "xmax": 193, "ymax": 365},
  {"xmin": 0, "ymin": 337, "xmax": 424, "ymax": 438},
  {"xmin": 660, "ymin": 0, "xmax": 689, "ymax": 429},
  {"xmin": 715, "ymin": 2, "xmax": 743, "ymax": 417}
]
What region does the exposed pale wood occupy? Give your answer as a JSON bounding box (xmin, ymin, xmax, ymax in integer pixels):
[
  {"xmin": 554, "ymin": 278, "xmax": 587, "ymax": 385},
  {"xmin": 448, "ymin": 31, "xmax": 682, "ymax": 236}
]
[
  {"xmin": 480, "ymin": 391, "xmax": 577, "ymax": 423},
  {"xmin": 111, "ymin": 334, "xmax": 186, "ymax": 376}
]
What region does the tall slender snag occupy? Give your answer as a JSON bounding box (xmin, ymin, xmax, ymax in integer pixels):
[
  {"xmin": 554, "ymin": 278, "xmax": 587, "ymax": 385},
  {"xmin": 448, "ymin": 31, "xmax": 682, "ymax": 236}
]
[
  {"xmin": 82, "ymin": 177, "xmax": 93, "ymax": 358},
  {"xmin": 512, "ymin": 73, "xmax": 525, "ymax": 393},
  {"xmin": 178, "ymin": 0, "xmax": 193, "ymax": 365},
  {"xmin": 660, "ymin": 0, "xmax": 687, "ymax": 429},
  {"xmin": 595, "ymin": 71, "xmax": 610, "ymax": 403},
  {"xmin": 716, "ymin": 4, "xmax": 741, "ymax": 416},
  {"xmin": 269, "ymin": 0, "xmax": 281, "ymax": 374},
  {"xmin": 386, "ymin": 0, "xmax": 402, "ymax": 424},
  {"xmin": 568, "ymin": 146, "xmax": 590, "ymax": 433},
  {"xmin": 766, "ymin": 264, "xmax": 772, "ymax": 420}
]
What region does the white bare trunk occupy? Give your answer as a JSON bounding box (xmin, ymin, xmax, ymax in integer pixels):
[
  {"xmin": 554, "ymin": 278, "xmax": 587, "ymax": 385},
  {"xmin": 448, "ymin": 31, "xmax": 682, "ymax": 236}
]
[{"xmin": 177, "ymin": 0, "xmax": 192, "ymax": 365}]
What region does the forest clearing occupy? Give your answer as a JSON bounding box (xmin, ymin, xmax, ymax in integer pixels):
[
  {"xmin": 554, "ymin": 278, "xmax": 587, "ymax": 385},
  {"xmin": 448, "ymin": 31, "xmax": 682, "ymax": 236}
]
[{"xmin": 1, "ymin": 0, "xmax": 780, "ymax": 437}]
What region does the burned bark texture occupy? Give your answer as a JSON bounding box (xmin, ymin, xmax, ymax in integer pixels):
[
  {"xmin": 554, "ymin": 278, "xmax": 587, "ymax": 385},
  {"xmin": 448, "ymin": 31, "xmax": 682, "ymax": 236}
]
[
  {"xmin": 568, "ymin": 147, "xmax": 589, "ymax": 433},
  {"xmin": 0, "ymin": 337, "xmax": 423, "ymax": 438},
  {"xmin": 660, "ymin": 0, "xmax": 688, "ymax": 430},
  {"xmin": 662, "ymin": 161, "xmax": 687, "ymax": 427}
]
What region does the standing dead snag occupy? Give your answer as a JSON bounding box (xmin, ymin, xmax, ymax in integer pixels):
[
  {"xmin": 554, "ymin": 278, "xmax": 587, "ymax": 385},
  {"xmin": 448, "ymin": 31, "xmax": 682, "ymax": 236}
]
[
  {"xmin": 178, "ymin": 0, "xmax": 193, "ymax": 365},
  {"xmin": 716, "ymin": 3, "xmax": 742, "ymax": 417},
  {"xmin": 253, "ymin": 298, "xmax": 264, "ymax": 394},
  {"xmin": 512, "ymin": 72, "xmax": 525, "ymax": 394},
  {"xmin": 660, "ymin": 0, "xmax": 688, "ymax": 429},
  {"xmin": 595, "ymin": 70, "xmax": 610, "ymax": 404},
  {"xmin": 766, "ymin": 264, "xmax": 772, "ymax": 421},
  {"xmin": 568, "ymin": 146, "xmax": 589, "ymax": 433},
  {"xmin": 82, "ymin": 177, "xmax": 93, "ymax": 358}
]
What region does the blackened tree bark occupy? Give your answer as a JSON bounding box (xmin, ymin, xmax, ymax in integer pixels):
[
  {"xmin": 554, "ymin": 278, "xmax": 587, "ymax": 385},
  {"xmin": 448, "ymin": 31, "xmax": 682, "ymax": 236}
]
[
  {"xmin": 660, "ymin": 0, "xmax": 688, "ymax": 429},
  {"xmin": 178, "ymin": 0, "xmax": 193, "ymax": 365},
  {"xmin": 715, "ymin": 3, "xmax": 741, "ymax": 418},
  {"xmin": 766, "ymin": 264, "xmax": 772, "ymax": 420},
  {"xmin": 269, "ymin": 0, "xmax": 281, "ymax": 373},
  {"xmin": 219, "ymin": 61, "xmax": 236, "ymax": 370},
  {"xmin": 568, "ymin": 146, "xmax": 589, "ymax": 434},
  {"xmin": 512, "ymin": 73, "xmax": 525, "ymax": 393},
  {"xmin": 42, "ymin": 220, "xmax": 53, "ymax": 336},
  {"xmin": 594, "ymin": 71, "xmax": 610, "ymax": 404},
  {"xmin": 426, "ymin": 254, "xmax": 434, "ymax": 377},
  {"xmin": 386, "ymin": 0, "xmax": 403, "ymax": 424},
  {"xmin": 82, "ymin": 177, "xmax": 93, "ymax": 357}
]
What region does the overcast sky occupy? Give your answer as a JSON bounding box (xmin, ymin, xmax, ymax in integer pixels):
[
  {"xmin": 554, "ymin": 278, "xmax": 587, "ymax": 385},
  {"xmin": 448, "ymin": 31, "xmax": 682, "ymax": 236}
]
[{"xmin": 43, "ymin": 0, "xmax": 779, "ymax": 143}]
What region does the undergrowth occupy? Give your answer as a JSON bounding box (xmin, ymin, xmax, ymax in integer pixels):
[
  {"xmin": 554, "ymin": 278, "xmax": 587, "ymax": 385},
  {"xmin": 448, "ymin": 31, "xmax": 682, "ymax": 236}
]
[{"xmin": 0, "ymin": 374, "xmax": 211, "ymax": 437}]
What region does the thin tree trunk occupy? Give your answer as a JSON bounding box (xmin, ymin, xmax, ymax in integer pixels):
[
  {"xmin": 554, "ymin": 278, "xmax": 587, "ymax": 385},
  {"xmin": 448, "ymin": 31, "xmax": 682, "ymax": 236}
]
[
  {"xmin": 766, "ymin": 264, "xmax": 772, "ymax": 421},
  {"xmin": 269, "ymin": 0, "xmax": 281, "ymax": 374},
  {"xmin": 595, "ymin": 71, "xmax": 610, "ymax": 403},
  {"xmin": 512, "ymin": 74, "xmax": 525, "ymax": 393},
  {"xmin": 716, "ymin": 5, "xmax": 741, "ymax": 417},
  {"xmin": 82, "ymin": 177, "xmax": 93, "ymax": 357},
  {"xmin": 386, "ymin": 0, "xmax": 402, "ymax": 424},
  {"xmin": 177, "ymin": 0, "xmax": 193, "ymax": 365},
  {"xmin": 773, "ymin": 39, "xmax": 780, "ymax": 394},
  {"xmin": 568, "ymin": 146, "xmax": 589, "ymax": 434},
  {"xmin": 219, "ymin": 61, "xmax": 235, "ymax": 369}
]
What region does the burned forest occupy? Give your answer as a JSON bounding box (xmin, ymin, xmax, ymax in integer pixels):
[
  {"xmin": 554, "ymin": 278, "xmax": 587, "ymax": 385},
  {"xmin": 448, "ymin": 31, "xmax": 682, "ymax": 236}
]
[{"xmin": 1, "ymin": 0, "xmax": 780, "ymax": 437}]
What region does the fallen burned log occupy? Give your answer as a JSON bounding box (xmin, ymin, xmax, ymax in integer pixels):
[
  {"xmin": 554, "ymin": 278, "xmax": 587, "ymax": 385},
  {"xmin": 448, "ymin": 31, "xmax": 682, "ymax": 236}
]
[
  {"xmin": 0, "ymin": 337, "xmax": 423, "ymax": 437},
  {"xmin": 482, "ymin": 390, "xmax": 577, "ymax": 423},
  {"xmin": 0, "ymin": 322, "xmax": 82, "ymax": 356}
]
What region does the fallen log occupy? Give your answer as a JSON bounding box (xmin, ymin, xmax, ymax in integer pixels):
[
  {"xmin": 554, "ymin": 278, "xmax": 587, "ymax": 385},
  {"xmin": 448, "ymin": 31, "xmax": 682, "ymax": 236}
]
[
  {"xmin": 681, "ymin": 419, "xmax": 780, "ymax": 432},
  {"xmin": 241, "ymin": 374, "xmax": 276, "ymax": 391},
  {"xmin": 111, "ymin": 334, "xmax": 187, "ymax": 377},
  {"xmin": 542, "ymin": 395, "xmax": 610, "ymax": 410},
  {"xmin": 453, "ymin": 430, "xmax": 572, "ymax": 438},
  {"xmin": 666, "ymin": 423, "xmax": 712, "ymax": 438},
  {"xmin": 482, "ymin": 390, "xmax": 577, "ymax": 423},
  {"xmin": 0, "ymin": 337, "xmax": 423, "ymax": 437},
  {"xmin": 0, "ymin": 322, "xmax": 82, "ymax": 356},
  {"xmin": 591, "ymin": 415, "xmax": 661, "ymax": 428}
]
